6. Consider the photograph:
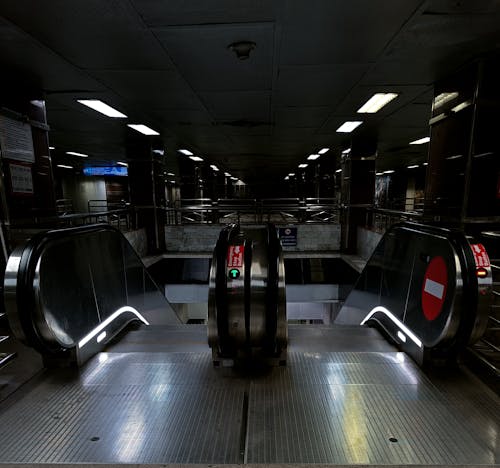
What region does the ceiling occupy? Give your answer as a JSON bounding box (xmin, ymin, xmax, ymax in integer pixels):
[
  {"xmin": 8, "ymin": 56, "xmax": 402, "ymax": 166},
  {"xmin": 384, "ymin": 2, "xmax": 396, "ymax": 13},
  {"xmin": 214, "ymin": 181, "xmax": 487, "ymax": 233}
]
[{"xmin": 1, "ymin": 0, "xmax": 500, "ymax": 194}]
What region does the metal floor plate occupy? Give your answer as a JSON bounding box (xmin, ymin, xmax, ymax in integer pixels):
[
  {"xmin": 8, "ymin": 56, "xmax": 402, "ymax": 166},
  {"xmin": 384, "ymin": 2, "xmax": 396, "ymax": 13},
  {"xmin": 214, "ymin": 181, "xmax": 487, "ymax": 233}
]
[{"xmin": 0, "ymin": 325, "xmax": 497, "ymax": 465}]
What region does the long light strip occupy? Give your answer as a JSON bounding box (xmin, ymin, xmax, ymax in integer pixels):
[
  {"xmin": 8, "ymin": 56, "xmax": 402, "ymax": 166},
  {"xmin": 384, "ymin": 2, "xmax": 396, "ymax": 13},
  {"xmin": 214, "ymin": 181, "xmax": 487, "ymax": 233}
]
[
  {"xmin": 357, "ymin": 93, "xmax": 398, "ymax": 113},
  {"xmin": 66, "ymin": 151, "xmax": 88, "ymax": 158},
  {"xmin": 409, "ymin": 137, "xmax": 430, "ymax": 145},
  {"xmin": 78, "ymin": 306, "xmax": 149, "ymax": 349},
  {"xmin": 360, "ymin": 306, "xmax": 422, "ymax": 348},
  {"xmin": 77, "ymin": 99, "xmax": 127, "ymax": 118},
  {"xmin": 336, "ymin": 121, "xmax": 363, "ymax": 133},
  {"xmin": 57, "ymin": 164, "xmax": 73, "ymax": 169},
  {"xmin": 117, "ymin": 161, "xmax": 128, "ymax": 167},
  {"xmin": 189, "ymin": 156, "xmax": 203, "ymax": 162},
  {"xmin": 127, "ymin": 124, "xmax": 159, "ymax": 136},
  {"xmin": 178, "ymin": 149, "xmax": 193, "ymax": 156}
]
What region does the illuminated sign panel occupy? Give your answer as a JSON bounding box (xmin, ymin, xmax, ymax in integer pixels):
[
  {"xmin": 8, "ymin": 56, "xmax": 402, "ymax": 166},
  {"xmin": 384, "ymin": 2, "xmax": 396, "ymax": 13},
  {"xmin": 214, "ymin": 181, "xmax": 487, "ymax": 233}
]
[{"xmin": 83, "ymin": 166, "xmax": 128, "ymax": 177}]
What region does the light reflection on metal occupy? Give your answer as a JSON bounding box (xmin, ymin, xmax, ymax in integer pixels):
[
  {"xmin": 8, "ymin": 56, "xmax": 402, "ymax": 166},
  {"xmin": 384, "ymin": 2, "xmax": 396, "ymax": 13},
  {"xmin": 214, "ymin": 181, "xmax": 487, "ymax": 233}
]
[
  {"xmin": 78, "ymin": 306, "xmax": 149, "ymax": 349},
  {"xmin": 361, "ymin": 306, "xmax": 422, "ymax": 348}
]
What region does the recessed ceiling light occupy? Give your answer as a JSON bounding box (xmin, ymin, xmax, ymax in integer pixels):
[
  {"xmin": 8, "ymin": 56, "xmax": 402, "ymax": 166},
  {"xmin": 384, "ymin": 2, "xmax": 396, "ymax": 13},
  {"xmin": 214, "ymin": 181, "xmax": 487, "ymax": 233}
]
[
  {"xmin": 284, "ymin": 176, "xmax": 289, "ymax": 180},
  {"xmin": 230, "ymin": 176, "xmax": 237, "ymax": 180},
  {"xmin": 384, "ymin": 170, "xmax": 395, "ymax": 174},
  {"xmin": 66, "ymin": 151, "xmax": 88, "ymax": 158},
  {"xmin": 407, "ymin": 165, "xmax": 419, "ymax": 169},
  {"xmin": 77, "ymin": 99, "xmax": 127, "ymax": 118},
  {"xmin": 167, "ymin": 172, "xmax": 175, "ymax": 176},
  {"xmin": 49, "ymin": 146, "xmax": 55, "ymax": 150},
  {"xmin": 298, "ymin": 163, "xmax": 308, "ymax": 168},
  {"xmin": 117, "ymin": 161, "xmax": 128, "ymax": 167},
  {"xmin": 308, "ymin": 154, "xmax": 320, "ymax": 160},
  {"xmin": 189, "ymin": 156, "xmax": 203, "ymax": 162},
  {"xmin": 224, "ymin": 172, "xmax": 231, "ymax": 177},
  {"xmin": 178, "ymin": 149, "xmax": 194, "ymax": 156},
  {"xmin": 341, "ymin": 148, "xmax": 351, "ymax": 154},
  {"xmin": 57, "ymin": 164, "xmax": 73, "ymax": 169},
  {"xmin": 409, "ymin": 137, "xmax": 430, "ymax": 145},
  {"xmin": 336, "ymin": 121, "xmax": 363, "ymax": 133},
  {"xmin": 433, "ymin": 92, "xmax": 458, "ymax": 109},
  {"xmin": 318, "ymin": 148, "xmax": 330, "ymax": 154},
  {"xmin": 357, "ymin": 93, "xmax": 398, "ymax": 113},
  {"xmin": 375, "ymin": 172, "xmax": 384, "ymax": 176},
  {"xmin": 152, "ymin": 149, "xmax": 164, "ymax": 155},
  {"xmin": 288, "ymin": 173, "xmax": 295, "ymax": 177},
  {"xmin": 210, "ymin": 165, "xmax": 219, "ymax": 171},
  {"xmin": 127, "ymin": 124, "xmax": 159, "ymax": 136},
  {"xmin": 423, "ymin": 162, "xmax": 428, "ymax": 166},
  {"xmin": 335, "ymin": 169, "xmax": 342, "ymax": 173}
]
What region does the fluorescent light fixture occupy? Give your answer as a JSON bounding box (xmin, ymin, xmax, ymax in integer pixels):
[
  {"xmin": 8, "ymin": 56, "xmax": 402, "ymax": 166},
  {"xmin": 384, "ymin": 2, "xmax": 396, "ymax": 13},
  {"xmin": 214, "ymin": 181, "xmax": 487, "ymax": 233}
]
[
  {"xmin": 433, "ymin": 92, "xmax": 458, "ymax": 109},
  {"xmin": 473, "ymin": 151, "xmax": 494, "ymax": 158},
  {"xmin": 167, "ymin": 172, "xmax": 175, "ymax": 176},
  {"xmin": 288, "ymin": 173, "xmax": 295, "ymax": 177},
  {"xmin": 57, "ymin": 164, "xmax": 73, "ymax": 169},
  {"xmin": 230, "ymin": 176, "xmax": 237, "ymax": 180},
  {"xmin": 357, "ymin": 93, "xmax": 398, "ymax": 113},
  {"xmin": 49, "ymin": 146, "xmax": 55, "ymax": 150},
  {"xmin": 78, "ymin": 306, "xmax": 149, "ymax": 349},
  {"xmin": 423, "ymin": 162, "xmax": 428, "ymax": 166},
  {"xmin": 189, "ymin": 156, "xmax": 203, "ymax": 162},
  {"xmin": 342, "ymin": 148, "xmax": 351, "ymax": 155},
  {"xmin": 361, "ymin": 306, "xmax": 422, "ymax": 348},
  {"xmin": 117, "ymin": 161, "xmax": 128, "ymax": 167},
  {"xmin": 335, "ymin": 169, "xmax": 342, "ymax": 173},
  {"xmin": 178, "ymin": 149, "xmax": 193, "ymax": 156},
  {"xmin": 409, "ymin": 137, "xmax": 430, "ymax": 145},
  {"xmin": 384, "ymin": 170, "xmax": 395, "ymax": 174},
  {"xmin": 153, "ymin": 149, "xmax": 164, "ymax": 155},
  {"xmin": 308, "ymin": 154, "xmax": 320, "ymax": 160},
  {"xmin": 298, "ymin": 163, "xmax": 308, "ymax": 168},
  {"xmin": 66, "ymin": 151, "xmax": 88, "ymax": 158},
  {"xmin": 318, "ymin": 148, "xmax": 330, "ymax": 154},
  {"xmin": 224, "ymin": 172, "xmax": 231, "ymax": 177},
  {"xmin": 210, "ymin": 165, "xmax": 219, "ymax": 171},
  {"xmin": 446, "ymin": 154, "xmax": 463, "ymax": 160},
  {"xmin": 284, "ymin": 176, "xmax": 289, "ymax": 180},
  {"xmin": 77, "ymin": 99, "xmax": 127, "ymax": 118},
  {"xmin": 375, "ymin": 172, "xmax": 384, "ymax": 176},
  {"xmin": 407, "ymin": 165, "xmax": 419, "ymax": 169},
  {"xmin": 127, "ymin": 124, "xmax": 159, "ymax": 136},
  {"xmin": 451, "ymin": 100, "xmax": 472, "ymax": 113},
  {"xmin": 336, "ymin": 121, "xmax": 363, "ymax": 133},
  {"xmin": 170, "ymin": 180, "xmax": 176, "ymax": 184}
]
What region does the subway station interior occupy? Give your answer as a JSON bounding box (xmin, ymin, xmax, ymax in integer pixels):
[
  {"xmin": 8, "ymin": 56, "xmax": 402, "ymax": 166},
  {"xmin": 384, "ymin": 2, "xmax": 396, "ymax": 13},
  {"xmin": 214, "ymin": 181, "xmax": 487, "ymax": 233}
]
[{"xmin": 0, "ymin": 1, "xmax": 499, "ymax": 466}]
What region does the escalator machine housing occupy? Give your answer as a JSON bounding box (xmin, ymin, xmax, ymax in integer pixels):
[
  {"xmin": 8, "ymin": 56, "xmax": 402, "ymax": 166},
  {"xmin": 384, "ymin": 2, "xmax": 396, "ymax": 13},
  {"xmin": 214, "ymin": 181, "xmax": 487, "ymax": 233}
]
[{"xmin": 208, "ymin": 224, "xmax": 287, "ymax": 365}]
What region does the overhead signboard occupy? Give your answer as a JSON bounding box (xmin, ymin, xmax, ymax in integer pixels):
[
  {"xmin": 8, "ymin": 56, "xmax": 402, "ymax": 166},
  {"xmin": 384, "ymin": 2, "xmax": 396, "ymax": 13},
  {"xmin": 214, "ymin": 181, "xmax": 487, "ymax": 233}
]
[
  {"xmin": 278, "ymin": 227, "xmax": 297, "ymax": 246},
  {"xmin": 83, "ymin": 166, "xmax": 128, "ymax": 177}
]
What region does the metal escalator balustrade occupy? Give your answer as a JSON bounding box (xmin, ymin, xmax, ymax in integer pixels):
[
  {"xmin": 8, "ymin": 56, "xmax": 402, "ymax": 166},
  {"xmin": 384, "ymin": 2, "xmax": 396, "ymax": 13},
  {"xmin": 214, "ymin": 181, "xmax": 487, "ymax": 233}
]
[
  {"xmin": 336, "ymin": 222, "xmax": 492, "ymax": 366},
  {"xmin": 4, "ymin": 224, "xmax": 180, "ymax": 367},
  {"xmin": 208, "ymin": 223, "xmax": 287, "ymax": 365}
]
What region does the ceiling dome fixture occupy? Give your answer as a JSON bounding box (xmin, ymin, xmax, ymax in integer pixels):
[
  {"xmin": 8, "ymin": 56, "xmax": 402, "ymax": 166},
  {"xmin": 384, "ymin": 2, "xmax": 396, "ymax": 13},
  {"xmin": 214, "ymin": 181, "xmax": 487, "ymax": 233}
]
[{"xmin": 228, "ymin": 41, "xmax": 256, "ymax": 60}]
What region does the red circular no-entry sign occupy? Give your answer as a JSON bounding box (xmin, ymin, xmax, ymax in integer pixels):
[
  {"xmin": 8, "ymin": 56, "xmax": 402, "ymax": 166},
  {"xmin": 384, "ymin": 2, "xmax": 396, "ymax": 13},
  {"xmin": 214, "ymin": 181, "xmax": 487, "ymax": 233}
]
[{"xmin": 421, "ymin": 256, "xmax": 448, "ymax": 321}]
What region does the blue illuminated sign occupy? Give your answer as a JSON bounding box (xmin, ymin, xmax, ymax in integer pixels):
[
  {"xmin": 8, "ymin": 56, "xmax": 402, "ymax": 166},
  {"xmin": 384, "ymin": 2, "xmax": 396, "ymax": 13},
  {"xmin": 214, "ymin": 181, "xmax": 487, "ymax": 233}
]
[{"xmin": 83, "ymin": 166, "xmax": 128, "ymax": 177}]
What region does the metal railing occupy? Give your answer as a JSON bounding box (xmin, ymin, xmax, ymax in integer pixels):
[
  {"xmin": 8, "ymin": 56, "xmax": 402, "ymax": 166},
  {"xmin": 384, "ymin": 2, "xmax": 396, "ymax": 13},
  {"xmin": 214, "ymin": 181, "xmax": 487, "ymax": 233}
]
[{"xmin": 165, "ymin": 198, "xmax": 340, "ymax": 225}]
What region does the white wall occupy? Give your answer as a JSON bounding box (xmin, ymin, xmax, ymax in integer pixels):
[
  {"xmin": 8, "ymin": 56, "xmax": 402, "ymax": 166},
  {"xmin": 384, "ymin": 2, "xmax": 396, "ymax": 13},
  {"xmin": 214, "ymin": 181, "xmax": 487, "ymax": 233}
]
[{"xmin": 61, "ymin": 175, "xmax": 106, "ymax": 212}]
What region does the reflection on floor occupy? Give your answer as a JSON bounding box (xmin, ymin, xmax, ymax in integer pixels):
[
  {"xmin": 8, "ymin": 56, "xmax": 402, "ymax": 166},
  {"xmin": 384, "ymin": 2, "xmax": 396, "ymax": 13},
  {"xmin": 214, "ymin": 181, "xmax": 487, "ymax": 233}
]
[{"xmin": 0, "ymin": 324, "xmax": 497, "ymax": 465}]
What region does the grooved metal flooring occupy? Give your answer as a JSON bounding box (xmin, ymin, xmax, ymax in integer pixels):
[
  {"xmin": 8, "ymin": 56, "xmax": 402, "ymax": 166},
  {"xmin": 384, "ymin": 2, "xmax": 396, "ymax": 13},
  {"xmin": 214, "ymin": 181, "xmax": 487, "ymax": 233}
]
[{"xmin": 0, "ymin": 325, "xmax": 497, "ymax": 465}]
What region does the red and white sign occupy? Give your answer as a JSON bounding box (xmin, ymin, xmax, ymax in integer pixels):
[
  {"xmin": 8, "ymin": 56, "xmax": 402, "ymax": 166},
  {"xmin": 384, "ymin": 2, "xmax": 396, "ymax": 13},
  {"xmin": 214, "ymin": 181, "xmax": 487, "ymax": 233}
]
[
  {"xmin": 470, "ymin": 243, "xmax": 490, "ymax": 268},
  {"xmin": 421, "ymin": 256, "xmax": 448, "ymax": 321},
  {"xmin": 227, "ymin": 244, "xmax": 244, "ymax": 267}
]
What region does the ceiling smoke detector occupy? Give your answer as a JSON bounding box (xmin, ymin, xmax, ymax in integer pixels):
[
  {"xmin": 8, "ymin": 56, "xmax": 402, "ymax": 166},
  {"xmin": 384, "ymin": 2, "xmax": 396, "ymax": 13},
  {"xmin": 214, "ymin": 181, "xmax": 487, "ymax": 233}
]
[{"xmin": 228, "ymin": 41, "xmax": 256, "ymax": 60}]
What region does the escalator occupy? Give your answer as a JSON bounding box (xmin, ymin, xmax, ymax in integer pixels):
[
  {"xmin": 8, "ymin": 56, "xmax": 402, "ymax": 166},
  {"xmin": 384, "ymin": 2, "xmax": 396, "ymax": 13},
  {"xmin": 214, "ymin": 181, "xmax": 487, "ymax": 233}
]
[{"xmin": 0, "ymin": 222, "xmax": 496, "ymax": 465}]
